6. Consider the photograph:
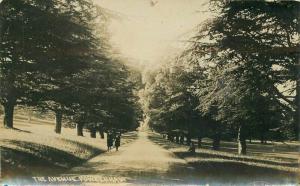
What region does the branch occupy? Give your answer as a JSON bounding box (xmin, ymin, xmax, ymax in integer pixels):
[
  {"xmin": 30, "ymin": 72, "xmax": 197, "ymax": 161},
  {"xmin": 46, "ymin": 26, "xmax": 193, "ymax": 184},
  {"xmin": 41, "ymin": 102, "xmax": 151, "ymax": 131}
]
[{"xmin": 272, "ymin": 85, "xmax": 295, "ymax": 108}]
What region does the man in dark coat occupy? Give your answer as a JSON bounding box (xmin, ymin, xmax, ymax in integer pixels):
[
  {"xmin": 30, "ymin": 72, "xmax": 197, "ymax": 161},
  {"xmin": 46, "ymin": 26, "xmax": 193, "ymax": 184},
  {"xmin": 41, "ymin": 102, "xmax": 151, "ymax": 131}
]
[{"xmin": 107, "ymin": 132, "xmax": 113, "ymax": 151}]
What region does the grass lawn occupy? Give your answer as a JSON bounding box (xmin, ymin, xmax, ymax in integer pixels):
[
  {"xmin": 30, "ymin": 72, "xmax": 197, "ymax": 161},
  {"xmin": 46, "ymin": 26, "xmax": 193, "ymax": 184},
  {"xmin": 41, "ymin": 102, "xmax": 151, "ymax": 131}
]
[
  {"xmin": 148, "ymin": 132, "xmax": 300, "ymax": 185},
  {"xmin": 0, "ymin": 115, "xmax": 137, "ymax": 180}
]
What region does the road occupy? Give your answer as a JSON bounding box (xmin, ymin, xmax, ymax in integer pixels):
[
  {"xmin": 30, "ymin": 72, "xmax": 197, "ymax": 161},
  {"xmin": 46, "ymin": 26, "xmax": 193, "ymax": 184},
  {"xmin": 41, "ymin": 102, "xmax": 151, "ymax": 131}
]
[{"xmin": 66, "ymin": 131, "xmax": 196, "ymax": 185}]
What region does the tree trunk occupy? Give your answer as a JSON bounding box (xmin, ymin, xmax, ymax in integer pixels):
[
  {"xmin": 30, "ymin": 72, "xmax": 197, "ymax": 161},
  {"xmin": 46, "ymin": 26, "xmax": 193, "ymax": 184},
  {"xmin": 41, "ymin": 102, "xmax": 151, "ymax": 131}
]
[
  {"xmin": 238, "ymin": 125, "xmax": 247, "ymax": 155},
  {"xmin": 90, "ymin": 128, "xmax": 96, "ymax": 138},
  {"xmin": 3, "ymin": 102, "xmax": 15, "ymax": 128},
  {"xmin": 295, "ymin": 68, "xmax": 300, "ymax": 141},
  {"xmin": 260, "ymin": 134, "xmax": 264, "ymax": 144},
  {"xmin": 260, "ymin": 127, "xmax": 269, "ymax": 144},
  {"xmin": 54, "ymin": 110, "xmax": 63, "ymax": 134},
  {"xmin": 186, "ymin": 134, "xmax": 191, "ymax": 146},
  {"xmin": 98, "ymin": 126, "xmax": 104, "ymax": 139},
  {"xmin": 197, "ymin": 136, "xmax": 202, "ymax": 147},
  {"xmin": 176, "ymin": 135, "xmax": 179, "ymax": 143},
  {"xmin": 211, "ymin": 122, "xmax": 221, "ymax": 150},
  {"xmin": 212, "ymin": 135, "xmax": 220, "ymax": 150},
  {"xmin": 77, "ymin": 123, "xmax": 84, "ymax": 136}
]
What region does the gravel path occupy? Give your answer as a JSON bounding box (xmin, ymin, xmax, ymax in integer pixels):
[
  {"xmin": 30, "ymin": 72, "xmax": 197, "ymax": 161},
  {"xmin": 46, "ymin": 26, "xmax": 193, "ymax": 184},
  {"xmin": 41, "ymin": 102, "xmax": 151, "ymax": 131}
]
[{"xmin": 66, "ymin": 131, "xmax": 195, "ymax": 185}]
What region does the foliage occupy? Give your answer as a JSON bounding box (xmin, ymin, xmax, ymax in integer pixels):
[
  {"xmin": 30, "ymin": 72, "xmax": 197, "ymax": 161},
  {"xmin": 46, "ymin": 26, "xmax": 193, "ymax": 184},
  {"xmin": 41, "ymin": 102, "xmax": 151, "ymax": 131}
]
[
  {"xmin": 0, "ymin": 0, "xmax": 142, "ymax": 132},
  {"xmin": 143, "ymin": 1, "xmax": 300, "ymax": 154}
]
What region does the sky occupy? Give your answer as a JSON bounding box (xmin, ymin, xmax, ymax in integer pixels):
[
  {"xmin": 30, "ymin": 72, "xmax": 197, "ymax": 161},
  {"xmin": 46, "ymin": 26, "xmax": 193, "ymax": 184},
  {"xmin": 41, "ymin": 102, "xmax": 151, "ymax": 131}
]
[{"xmin": 93, "ymin": 0, "xmax": 210, "ymax": 69}]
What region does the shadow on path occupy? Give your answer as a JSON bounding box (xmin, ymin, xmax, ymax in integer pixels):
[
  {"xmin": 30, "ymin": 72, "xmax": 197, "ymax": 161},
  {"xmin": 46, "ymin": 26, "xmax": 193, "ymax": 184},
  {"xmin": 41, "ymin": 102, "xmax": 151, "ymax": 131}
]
[{"xmin": 65, "ymin": 131, "xmax": 196, "ymax": 185}]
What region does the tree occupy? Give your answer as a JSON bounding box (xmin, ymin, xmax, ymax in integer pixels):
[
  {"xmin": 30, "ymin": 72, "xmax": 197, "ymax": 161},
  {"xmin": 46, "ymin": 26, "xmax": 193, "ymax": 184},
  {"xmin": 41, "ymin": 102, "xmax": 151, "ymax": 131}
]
[
  {"xmin": 182, "ymin": 1, "xmax": 300, "ymax": 154},
  {"xmin": 0, "ymin": 0, "xmax": 100, "ymax": 129},
  {"xmin": 141, "ymin": 60, "xmax": 212, "ymax": 147},
  {"xmin": 208, "ymin": 1, "xmax": 300, "ymax": 141},
  {"xmin": 32, "ymin": 2, "xmax": 108, "ymax": 134},
  {"xmin": 65, "ymin": 57, "xmax": 142, "ymax": 136}
]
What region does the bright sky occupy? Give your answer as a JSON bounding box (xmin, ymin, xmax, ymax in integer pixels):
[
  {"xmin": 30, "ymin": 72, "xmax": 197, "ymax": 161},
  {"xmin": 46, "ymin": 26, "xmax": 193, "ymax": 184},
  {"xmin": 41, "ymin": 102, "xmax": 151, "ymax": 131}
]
[{"xmin": 93, "ymin": 0, "xmax": 210, "ymax": 69}]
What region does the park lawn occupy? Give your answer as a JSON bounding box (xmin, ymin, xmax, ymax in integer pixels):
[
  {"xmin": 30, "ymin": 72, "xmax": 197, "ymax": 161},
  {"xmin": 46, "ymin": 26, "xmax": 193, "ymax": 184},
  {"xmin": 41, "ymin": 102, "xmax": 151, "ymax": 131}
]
[
  {"xmin": 0, "ymin": 115, "xmax": 137, "ymax": 180},
  {"xmin": 148, "ymin": 132, "xmax": 300, "ymax": 185}
]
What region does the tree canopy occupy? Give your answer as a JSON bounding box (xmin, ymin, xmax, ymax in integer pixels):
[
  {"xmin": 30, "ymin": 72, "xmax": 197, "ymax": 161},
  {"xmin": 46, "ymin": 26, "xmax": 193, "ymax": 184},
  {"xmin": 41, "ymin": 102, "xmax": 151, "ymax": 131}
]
[
  {"xmin": 0, "ymin": 0, "xmax": 142, "ymax": 134},
  {"xmin": 142, "ymin": 1, "xmax": 300, "ymax": 154}
]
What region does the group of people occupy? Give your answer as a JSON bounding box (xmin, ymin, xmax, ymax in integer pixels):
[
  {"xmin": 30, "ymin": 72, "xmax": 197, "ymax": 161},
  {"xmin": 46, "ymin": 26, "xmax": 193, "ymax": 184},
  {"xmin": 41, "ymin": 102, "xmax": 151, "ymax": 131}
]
[
  {"xmin": 164, "ymin": 132, "xmax": 191, "ymax": 145},
  {"xmin": 107, "ymin": 131, "xmax": 121, "ymax": 151}
]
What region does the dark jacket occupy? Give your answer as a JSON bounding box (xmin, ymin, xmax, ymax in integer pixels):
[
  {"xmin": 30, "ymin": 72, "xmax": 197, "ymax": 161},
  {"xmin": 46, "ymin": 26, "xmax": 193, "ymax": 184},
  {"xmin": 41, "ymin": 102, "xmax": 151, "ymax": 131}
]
[{"xmin": 115, "ymin": 136, "xmax": 120, "ymax": 147}]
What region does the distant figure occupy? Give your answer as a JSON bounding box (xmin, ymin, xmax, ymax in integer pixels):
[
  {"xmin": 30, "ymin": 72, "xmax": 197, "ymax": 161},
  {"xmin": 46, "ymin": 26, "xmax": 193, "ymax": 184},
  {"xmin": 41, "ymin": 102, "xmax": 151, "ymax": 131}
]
[
  {"xmin": 107, "ymin": 132, "xmax": 113, "ymax": 151},
  {"xmin": 115, "ymin": 134, "xmax": 121, "ymax": 151},
  {"xmin": 188, "ymin": 141, "xmax": 196, "ymax": 154}
]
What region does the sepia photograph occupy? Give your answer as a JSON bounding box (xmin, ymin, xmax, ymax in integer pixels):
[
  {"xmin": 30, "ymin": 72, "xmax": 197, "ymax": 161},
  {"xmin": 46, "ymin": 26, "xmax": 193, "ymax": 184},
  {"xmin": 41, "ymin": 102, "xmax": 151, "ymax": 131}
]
[{"xmin": 0, "ymin": 0, "xmax": 299, "ymax": 185}]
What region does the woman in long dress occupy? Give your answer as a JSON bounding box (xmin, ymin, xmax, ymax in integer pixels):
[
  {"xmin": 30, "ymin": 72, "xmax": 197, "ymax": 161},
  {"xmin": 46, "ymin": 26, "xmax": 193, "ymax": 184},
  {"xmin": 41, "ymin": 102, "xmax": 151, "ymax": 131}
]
[{"xmin": 115, "ymin": 134, "xmax": 121, "ymax": 151}]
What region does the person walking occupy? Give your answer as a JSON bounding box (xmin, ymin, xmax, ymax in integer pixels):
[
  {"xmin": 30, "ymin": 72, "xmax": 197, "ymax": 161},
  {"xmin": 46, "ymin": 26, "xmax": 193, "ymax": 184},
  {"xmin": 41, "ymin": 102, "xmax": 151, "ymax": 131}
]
[
  {"xmin": 115, "ymin": 134, "xmax": 121, "ymax": 151},
  {"xmin": 107, "ymin": 132, "xmax": 113, "ymax": 151}
]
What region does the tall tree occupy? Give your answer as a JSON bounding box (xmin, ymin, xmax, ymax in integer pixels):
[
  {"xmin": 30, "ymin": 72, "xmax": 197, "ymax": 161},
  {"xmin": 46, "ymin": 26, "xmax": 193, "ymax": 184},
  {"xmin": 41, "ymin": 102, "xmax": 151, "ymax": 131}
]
[
  {"xmin": 0, "ymin": 0, "xmax": 99, "ymax": 128},
  {"xmin": 184, "ymin": 1, "xmax": 300, "ymax": 154}
]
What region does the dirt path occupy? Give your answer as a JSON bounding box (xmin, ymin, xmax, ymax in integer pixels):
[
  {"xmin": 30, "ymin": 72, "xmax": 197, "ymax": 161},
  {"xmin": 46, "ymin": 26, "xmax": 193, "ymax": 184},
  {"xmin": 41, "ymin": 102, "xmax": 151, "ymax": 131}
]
[{"xmin": 66, "ymin": 131, "xmax": 195, "ymax": 185}]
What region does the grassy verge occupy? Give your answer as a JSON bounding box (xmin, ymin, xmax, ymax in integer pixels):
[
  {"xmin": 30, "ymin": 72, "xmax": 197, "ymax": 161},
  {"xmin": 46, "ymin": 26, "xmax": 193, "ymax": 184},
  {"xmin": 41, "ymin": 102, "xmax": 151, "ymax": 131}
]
[
  {"xmin": 0, "ymin": 119, "xmax": 137, "ymax": 180},
  {"xmin": 148, "ymin": 132, "xmax": 300, "ymax": 185}
]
